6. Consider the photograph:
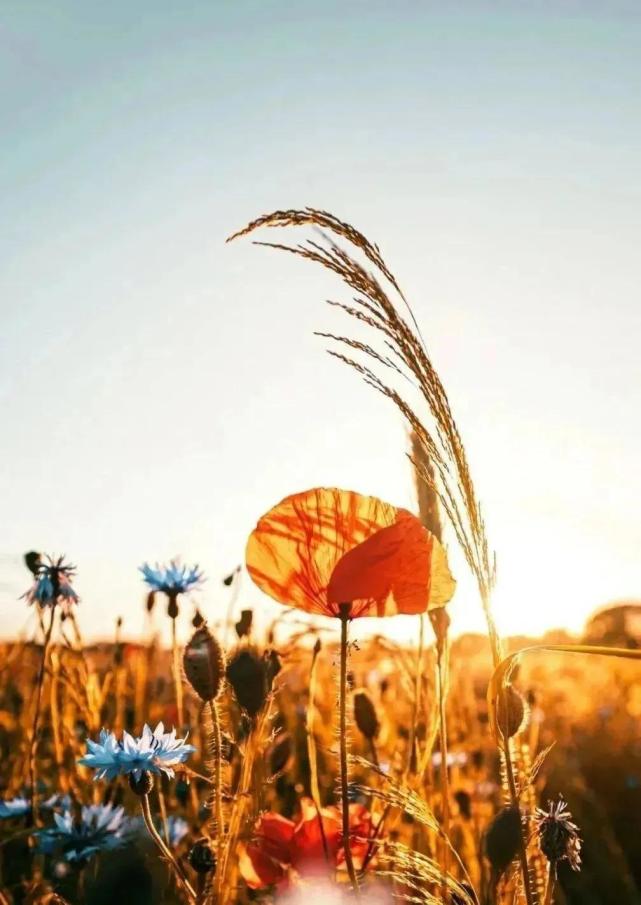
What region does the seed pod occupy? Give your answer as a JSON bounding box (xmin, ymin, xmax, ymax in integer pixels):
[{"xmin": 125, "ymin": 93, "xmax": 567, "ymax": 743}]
[
  {"xmin": 353, "ymin": 690, "xmax": 380, "ymax": 741},
  {"xmin": 183, "ymin": 625, "xmax": 226, "ymax": 702},
  {"xmin": 146, "ymin": 591, "xmax": 156, "ymax": 614},
  {"xmin": 497, "ymin": 685, "xmax": 527, "ymax": 739},
  {"xmin": 268, "ymin": 732, "xmax": 292, "ymax": 776},
  {"xmin": 129, "ymin": 772, "xmax": 155, "ymax": 796},
  {"xmin": 226, "ymin": 648, "xmax": 268, "ymax": 717},
  {"xmin": 485, "ymin": 806, "xmax": 522, "ymax": 875},
  {"xmin": 188, "ymin": 837, "xmax": 216, "ymax": 874},
  {"xmin": 192, "ymin": 609, "xmax": 204, "ymax": 629}
]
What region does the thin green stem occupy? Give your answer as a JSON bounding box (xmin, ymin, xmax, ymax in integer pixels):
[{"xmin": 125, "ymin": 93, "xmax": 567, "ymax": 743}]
[
  {"xmin": 29, "ymin": 606, "xmax": 56, "ymax": 824},
  {"xmin": 339, "ymin": 605, "xmax": 361, "ymax": 899}
]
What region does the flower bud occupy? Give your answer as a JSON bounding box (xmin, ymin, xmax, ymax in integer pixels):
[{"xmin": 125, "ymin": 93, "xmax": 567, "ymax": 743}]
[
  {"xmin": 485, "ymin": 806, "xmax": 522, "ymax": 875},
  {"xmin": 183, "ymin": 625, "xmax": 226, "ymax": 702},
  {"xmin": 188, "ymin": 837, "xmax": 216, "ymax": 874},
  {"xmin": 226, "ymin": 649, "xmax": 269, "ymax": 717},
  {"xmin": 353, "ymin": 690, "xmax": 380, "ymax": 741},
  {"xmin": 129, "ymin": 772, "xmax": 155, "ymax": 796}
]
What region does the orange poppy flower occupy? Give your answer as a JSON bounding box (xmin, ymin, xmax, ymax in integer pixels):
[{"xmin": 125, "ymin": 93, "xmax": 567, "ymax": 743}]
[{"xmin": 246, "ymin": 487, "xmax": 455, "ymax": 618}]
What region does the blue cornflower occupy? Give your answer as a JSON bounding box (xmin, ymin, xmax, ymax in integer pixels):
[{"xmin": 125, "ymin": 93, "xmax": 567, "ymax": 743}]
[
  {"xmin": 36, "ymin": 804, "xmax": 135, "ymax": 863},
  {"xmin": 78, "ymin": 722, "xmax": 196, "ymax": 781},
  {"xmin": 0, "ymin": 793, "xmax": 67, "ymax": 819},
  {"xmin": 166, "ymin": 815, "xmax": 189, "ymax": 848},
  {"xmin": 22, "ymin": 555, "xmax": 79, "ymax": 610},
  {"xmin": 139, "ymin": 560, "xmax": 203, "ymax": 596}
]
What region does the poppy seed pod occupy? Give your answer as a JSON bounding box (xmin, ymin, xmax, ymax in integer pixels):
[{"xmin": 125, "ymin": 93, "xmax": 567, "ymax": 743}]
[
  {"xmin": 484, "ymin": 806, "xmax": 522, "ymax": 875},
  {"xmin": 226, "ymin": 648, "xmax": 269, "ymax": 717},
  {"xmin": 183, "ymin": 625, "xmax": 226, "ymax": 703},
  {"xmin": 497, "ymin": 685, "xmax": 527, "ymax": 739},
  {"xmin": 188, "ymin": 837, "xmax": 217, "ymax": 874},
  {"xmin": 129, "ymin": 771, "xmax": 155, "ymax": 796},
  {"xmin": 353, "ymin": 690, "xmax": 380, "ymax": 741},
  {"xmin": 192, "ymin": 608, "xmax": 204, "ymax": 629},
  {"xmin": 268, "ymin": 732, "xmax": 292, "ymax": 776}
]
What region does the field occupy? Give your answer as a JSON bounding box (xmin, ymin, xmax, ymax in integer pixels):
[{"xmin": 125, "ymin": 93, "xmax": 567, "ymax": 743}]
[
  {"xmin": 0, "ymin": 594, "xmax": 640, "ymax": 905},
  {"xmin": 2, "ymin": 209, "xmax": 639, "ymax": 905}
]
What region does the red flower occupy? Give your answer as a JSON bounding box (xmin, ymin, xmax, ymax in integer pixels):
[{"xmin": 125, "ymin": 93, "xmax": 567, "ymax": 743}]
[{"xmin": 239, "ymin": 798, "xmax": 375, "ymax": 890}]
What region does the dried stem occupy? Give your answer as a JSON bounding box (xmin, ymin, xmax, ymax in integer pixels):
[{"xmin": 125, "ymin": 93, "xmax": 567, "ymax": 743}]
[
  {"xmin": 339, "ymin": 605, "xmax": 361, "ymax": 899},
  {"xmin": 171, "ymin": 616, "xmax": 185, "ymax": 731}
]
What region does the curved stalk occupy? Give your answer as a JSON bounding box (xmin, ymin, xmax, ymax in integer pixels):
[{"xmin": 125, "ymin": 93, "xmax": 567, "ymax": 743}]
[
  {"xmin": 140, "ymin": 792, "xmax": 196, "ymax": 902},
  {"xmin": 338, "ymin": 605, "xmax": 361, "ymax": 899}
]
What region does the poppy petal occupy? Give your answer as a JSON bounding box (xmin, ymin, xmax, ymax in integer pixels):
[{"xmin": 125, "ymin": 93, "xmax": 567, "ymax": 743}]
[
  {"xmin": 328, "ymin": 510, "xmax": 455, "ymax": 616},
  {"xmin": 246, "ymin": 488, "xmax": 398, "ymax": 617}
]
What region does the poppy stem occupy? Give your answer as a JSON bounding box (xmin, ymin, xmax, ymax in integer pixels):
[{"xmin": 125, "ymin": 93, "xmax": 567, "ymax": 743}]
[
  {"xmin": 338, "ymin": 604, "xmax": 361, "ymax": 899},
  {"xmin": 28, "ymin": 604, "xmax": 56, "ymax": 825},
  {"xmin": 209, "ymin": 699, "xmax": 224, "ymax": 900}
]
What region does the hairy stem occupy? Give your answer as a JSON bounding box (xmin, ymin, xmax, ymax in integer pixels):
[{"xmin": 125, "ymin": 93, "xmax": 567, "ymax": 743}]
[
  {"xmin": 339, "ymin": 605, "xmax": 360, "ymax": 899},
  {"xmin": 29, "ymin": 606, "xmax": 56, "ymax": 823},
  {"xmin": 210, "ymin": 700, "xmax": 224, "ymax": 903},
  {"xmin": 543, "ymin": 863, "xmax": 556, "ymax": 905}
]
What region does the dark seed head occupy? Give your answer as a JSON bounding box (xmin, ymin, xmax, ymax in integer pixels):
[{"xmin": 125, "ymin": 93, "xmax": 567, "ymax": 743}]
[
  {"xmin": 192, "ymin": 609, "xmax": 205, "ymax": 629},
  {"xmin": 484, "ymin": 806, "xmax": 522, "ymax": 874},
  {"xmin": 129, "ymin": 772, "xmax": 155, "ymax": 796},
  {"xmin": 226, "ymin": 648, "xmax": 268, "ymax": 717},
  {"xmin": 535, "ymin": 798, "xmax": 582, "ymax": 872},
  {"xmin": 183, "ymin": 625, "xmax": 226, "ymax": 702},
  {"xmin": 497, "ymin": 685, "xmax": 527, "ymax": 739},
  {"xmin": 188, "ymin": 837, "xmax": 216, "ymax": 874},
  {"xmin": 353, "ymin": 690, "xmax": 380, "ymax": 741}
]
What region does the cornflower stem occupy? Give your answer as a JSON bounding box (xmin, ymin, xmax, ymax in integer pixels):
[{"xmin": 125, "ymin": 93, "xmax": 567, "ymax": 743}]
[
  {"xmin": 543, "ymin": 863, "xmax": 556, "ymax": 905},
  {"xmin": 338, "ymin": 604, "xmax": 361, "ymax": 899},
  {"xmin": 436, "ymin": 638, "xmax": 451, "ymax": 904},
  {"xmin": 29, "ymin": 605, "xmax": 56, "ymax": 824},
  {"xmin": 171, "ymin": 616, "xmax": 185, "ymax": 731},
  {"xmin": 140, "ymin": 792, "xmax": 196, "ymax": 903}
]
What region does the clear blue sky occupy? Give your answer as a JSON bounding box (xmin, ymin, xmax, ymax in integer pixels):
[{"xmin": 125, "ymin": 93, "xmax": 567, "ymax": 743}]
[{"xmin": 1, "ymin": 1, "xmax": 640, "ymax": 644}]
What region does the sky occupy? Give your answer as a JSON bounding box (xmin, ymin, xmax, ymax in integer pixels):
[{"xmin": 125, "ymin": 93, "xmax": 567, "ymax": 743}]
[{"xmin": 1, "ymin": 1, "xmax": 640, "ymax": 646}]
